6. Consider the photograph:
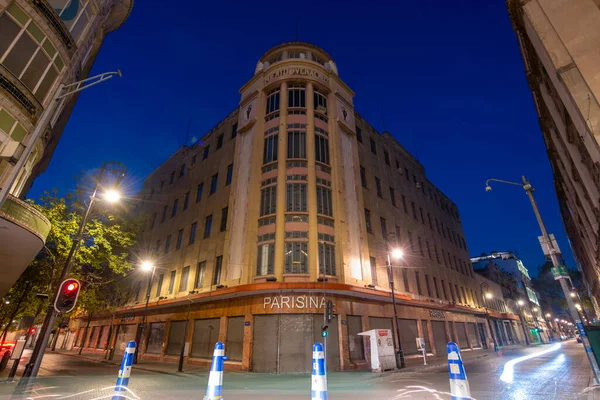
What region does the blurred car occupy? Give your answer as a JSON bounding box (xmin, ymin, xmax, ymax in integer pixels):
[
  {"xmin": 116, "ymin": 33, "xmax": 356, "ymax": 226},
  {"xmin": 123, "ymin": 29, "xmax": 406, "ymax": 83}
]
[{"xmin": 0, "ymin": 342, "xmax": 14, "ymax": 353}]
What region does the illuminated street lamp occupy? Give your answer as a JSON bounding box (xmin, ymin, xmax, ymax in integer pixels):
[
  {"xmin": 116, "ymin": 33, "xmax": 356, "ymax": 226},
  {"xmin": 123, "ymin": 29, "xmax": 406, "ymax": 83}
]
[
  {"xmin": 104, "ymin": 189, "xmax": 121, "ymax": 203},
  {"xmin": 570, "ymin": 292, "xmax": 576, "ymax": 298},
  {"xmin": 485, "ymin": 292, "xmax": 493, "ymax": 299},
  {"xmin": 387, "ymin": 245, "xmax": 406, "ymax": 369},
  {"xmin": 546, "ymin": 313, "xmax": 551, "ymax": 318},
  {"xmin": 518, "ymin": 300, "xmax": 525, "ymax": 306},
  {"xmin": 480, "ymin": 283, "xmax": 498, "ymax": 351},
  {"xmin": 134, "ymin": 260, "xmax": 156, "ymax": 364}
]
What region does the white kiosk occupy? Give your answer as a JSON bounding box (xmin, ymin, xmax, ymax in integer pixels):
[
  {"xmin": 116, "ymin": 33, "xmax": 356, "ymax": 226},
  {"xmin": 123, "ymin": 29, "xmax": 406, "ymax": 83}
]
[{"xmin": 358, "ymin": 329, "xmax": 396, "ymax": 372}]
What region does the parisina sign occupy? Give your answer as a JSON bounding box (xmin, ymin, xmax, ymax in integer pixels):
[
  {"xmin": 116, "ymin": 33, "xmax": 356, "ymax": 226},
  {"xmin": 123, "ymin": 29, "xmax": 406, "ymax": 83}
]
[{"xmin": 263, "ymin": 295, "xmax": 325, "ymax": 310}]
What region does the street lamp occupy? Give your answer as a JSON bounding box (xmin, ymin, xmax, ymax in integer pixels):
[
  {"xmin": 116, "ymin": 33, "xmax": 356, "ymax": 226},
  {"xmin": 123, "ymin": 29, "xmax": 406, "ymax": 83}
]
[
  {"xmin": 104, "ymin": 189, "xmax": 121, "ymax": 203},
  {"xmin": 480, "ymin": 283, "xmax": 498, "ymax": 351},
  {"xmin": 22, "ymin": 161, "xmax": 126, "ymax": 380},
  {"xmin": 386, "ymin": 246, "xmax": 406, "ymax": 369},
  {"xmin": 485, "ymin": 176, "xmax": 600, "ymax": 379},
  {"xmin": 515, "ymin": 300, "xmax": 530, "ymax": 345},
  {"xmin": 133, "ymin": 260, "xmax": 156, "ymax": 364}
]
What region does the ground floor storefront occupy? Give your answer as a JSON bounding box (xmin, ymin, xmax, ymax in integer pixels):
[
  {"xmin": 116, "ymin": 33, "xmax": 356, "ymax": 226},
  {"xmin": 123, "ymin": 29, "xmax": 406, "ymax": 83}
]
[{"xmin": 64, "ymin": 285, "xmax": 517, "ymax": 373}]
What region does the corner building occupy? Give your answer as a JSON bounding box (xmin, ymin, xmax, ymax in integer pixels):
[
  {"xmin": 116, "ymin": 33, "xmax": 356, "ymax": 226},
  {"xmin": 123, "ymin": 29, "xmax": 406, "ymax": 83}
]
[{"xmin": 72, "ymin": 42, "xmax": 516, "ymax": 371}]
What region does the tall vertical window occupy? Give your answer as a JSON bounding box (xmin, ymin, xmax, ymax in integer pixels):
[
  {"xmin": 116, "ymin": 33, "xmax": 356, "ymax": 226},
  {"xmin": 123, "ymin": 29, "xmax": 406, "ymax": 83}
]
[
  {"xmin": 411, "ymin": 201, "xmax": 417, "ymax": 219},
  {"xmin": 155, "ymin": 240, "xmax": 161, "ymax": 253},
  {"xmin": 169, "ymin": 171, "xmax": 175, "ymax": 184},
  {"xmin": 195, "ymin": 261, "xmax": 206, "ymax": 288},
  {"xmin": 204, "ymin": 215, "xmax": 212, "ymax": 238},
  {"xmin": 356, "ymin": 126, "xmax": 363, "ymax": 143},
  {"xmin": 375, "ymin": 177, "xmax": 383, "ymax": 198},
  {"xmin": 179, "ymin": 164, "xmax": 186, "ymax": 177},
  {"xmin": 441, "ymin": 279, "xmax": 447, "ymax": 300},
  {"xmin": 370, "ymin": 138, "xmax": 377, "ymax": 155},
  {"xmin": 210, "ymin": 174, "xmax": 218, "ymax": 194},
  {"xmin": 231, "ymin": 123, "xmax": 238, "ymax": 138},
  {"xmin": 384, "ymin": 151, "xmax": 390, "ymax": 166},
  {"xmin": 433, "ymin": 277, "xmax": 440, "ymax": 298},
  {"xmin": 415, "ymin": 272, "xmax": 422, "ymax": 295},
  {"xmin": 425, "ymin": 274, "xmax": 432, "ymax": 297},
  {"xmin": 217, "ymin": 134, "xmax": 224, "ymax": 149},
  {"xmin": 53, "ymin": 0, "xmax": 94, "ymax": 43},
  {"xmin": 418, "ymin": 236, "xmax": 424, "ymax": 256},
  {"xmin": 150, "ymin": 213, "xmax": 156, "ymax": 229},
  {"xmin": 171, "ymin": 199, "xmax": 178, "ymax": 218},
  {"xmin": 266, "ymin": 88, "xmax": 280, "ymax": 115},
  {"xmin": 318, "ymin": 242, "xmax": 336, "ymax": 276},
  {"xmin": 260, "ymin": 186, "xmax": 277, "ymax": 215},
  {"xmin": 183, "ymin": 191, "xmax": 190, "ymax": 210},
  {"xmin": 220, "ymin": 207, "xmax": 228, "ymax": 232},
  {"xmin": 315, "ymin": 135, "xmax": 329, "ymax": 164},
  {"xmin": 263, "ymin": 130, "xmax": 279, "ymax": 164},
  {"xmin": 196, "ymin": 183, "xmax": 204, "ymax": 203},
  {"xmin": 408, "ymin": 231, "xmax": 414, "ymax": 251},
  {"xmin": 213, "ymin": 256, "xmax": 223, "ymax": 285},
  {"xmin": 189, "ymin": 222, "xmax": 197, "ymax": 244},
  {"xmin": 448, "ymin": 282, "xmax": 455, "ymax": 302},
  {"xmin": 428, "ymin": 213, "xmax": 433, "ymax": 229},
  {"xmin": 156, "ymin": 274, "xmax": 164, "ymax": 296},
  {"xmin": 165, "ymin": 235, "xmax": 172, "ymax": 254},
  {"xmin": 380, "ymin": 217, "xmax": 387, "ymax": 239},
  {"xmin": 284, "ymin": 242, "xmax": 308, "ymax": 274},
  {"xmin": 203, "ymin": 145, "xmax": 210, "ymax": 160},
  {"xmin": 402, "ymin": 195, "xmax": 408, "ymax": 214},
  {"xmin": 179, "ymin": 266, "xmax": 190, "ymax": 292},
  {"xmin": 420, "ymin": 207, "xmax": 425, "ymax": 224},
  {"xmin": 434, "ymin": 244, "xmax": 440, "ymax": 263},
  {"xmin": 286, "ymin": 183, "xmax": 308, "ymax": 212},
  {"xmin": 0, "ymin": 3, "xmax": 66, "ymax": 102},
  {"xmin": 426, "ymin": 240, "xmax": 431, "ymax": 259},
  {"xmin": 316, "ymin": 186, "xmax": 332, "ymax": 216},
  {"xmin": 389, "ymin": 187, "xmax": 396, "ymax": 207},
  {"xmin": 395, "ymin": 225, "xmax": 401, "ymax": 243},
  {"xmin": 364, "ymin": 209, "xmax": 372, "ymax": 233},
  {"xmin": 360, "ymin": 166, "xmax": 367, "ymax": 188},
  {"xmin": 257, "ymin": 243, "xmax": 275, "ymax": 276},
  {"xmin": 168, "ymin": 270, "xmax": 176, "ymax": 294},
  {"xmin": 288, "ymin": 84, "xmax": 306, "ymax": 108},
  {"xmin": 314, "ymin": 88, "xmax": 327, "ymax": 114},
  {"xmin": 176, "ymin": 229, "xmax": 183, "ymax": 250},
  {"xmin": 402, "ymin": 268, "xmax": 410, "ymax": 292},
  {"xmin": 370, "ymin": 257, "xmax": 377, "ymax": 286},
  {"xmin": 226, "ymin": 164, "xmax": 233, "ymax": 186},
  {"xmin": 287, "ymin": 129, "xmax": 306, "ymax": 159},
  {"xmin": 455, "ymin": 285, "xmax": 462, "ymax": 303}
]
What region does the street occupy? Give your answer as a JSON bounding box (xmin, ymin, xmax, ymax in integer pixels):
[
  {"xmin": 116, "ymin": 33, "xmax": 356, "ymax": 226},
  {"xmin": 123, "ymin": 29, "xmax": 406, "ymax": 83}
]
[{"xmin": 0, "ymin": 340, "xmax": 592, "ymax": 399}]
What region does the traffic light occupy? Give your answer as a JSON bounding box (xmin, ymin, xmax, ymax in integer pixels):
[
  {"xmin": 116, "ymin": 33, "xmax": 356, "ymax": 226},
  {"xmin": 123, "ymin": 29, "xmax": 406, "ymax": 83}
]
[
  {"xmin": 321, "ymin": 324, "xmax": 328, "ymax": 337},
  {"xmin": 326, "ymin": 300, "xmax": 336, "ymax": 322},
  {"xmin": 54, "ymin": 279, "xmax": 81, "ymax": 313}
]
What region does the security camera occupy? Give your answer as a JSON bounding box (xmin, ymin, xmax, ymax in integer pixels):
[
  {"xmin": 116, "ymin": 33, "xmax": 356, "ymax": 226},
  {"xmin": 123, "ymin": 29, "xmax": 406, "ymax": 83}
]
[{"xmin": 485, "ymin": 185, "xmax": 492, "ymax": 192}]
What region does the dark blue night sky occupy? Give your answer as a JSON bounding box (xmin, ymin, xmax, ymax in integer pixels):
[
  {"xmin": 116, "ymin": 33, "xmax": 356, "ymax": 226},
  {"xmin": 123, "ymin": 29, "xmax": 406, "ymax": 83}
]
[{"xmin": 27, "ymin": 0, "xmax": 574, "ymax": 275}]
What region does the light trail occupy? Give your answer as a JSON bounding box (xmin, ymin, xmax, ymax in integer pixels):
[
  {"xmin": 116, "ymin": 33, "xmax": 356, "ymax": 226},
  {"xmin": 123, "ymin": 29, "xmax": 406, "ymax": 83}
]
[{"xmin": 500, "ymin": 343, "xmax": 562, "ymax": 383}]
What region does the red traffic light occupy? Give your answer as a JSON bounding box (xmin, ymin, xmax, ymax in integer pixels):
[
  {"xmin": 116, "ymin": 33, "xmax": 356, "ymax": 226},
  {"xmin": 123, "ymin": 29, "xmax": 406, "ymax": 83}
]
[
  {"xmin": 29, "ymin": 327, "xmax": 36, "ymax": 334},
  {"xmin": 54, "ymin": 279, "xmax": 81, "ymax": 314},
  {"xmin": 66, "ymin": 282, "xmax": 78, "ymax": 292}
]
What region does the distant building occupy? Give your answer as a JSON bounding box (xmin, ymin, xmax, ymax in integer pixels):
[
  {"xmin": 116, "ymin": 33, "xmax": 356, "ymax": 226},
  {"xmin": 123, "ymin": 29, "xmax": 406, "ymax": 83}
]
[
  {"xmin": 471, "ymin": 251, "xmax": 549, "ymax": 342},
  {"xmin": 507, "ymin": 0, "xmax": 600, "ymax": 311},
  {"xmin": 0, "ymin": 0, "xmax": 133, "ymax": 297},
  {"xmin": 66, "ymin": 42, "xmax": 519, "ymax": 371}
]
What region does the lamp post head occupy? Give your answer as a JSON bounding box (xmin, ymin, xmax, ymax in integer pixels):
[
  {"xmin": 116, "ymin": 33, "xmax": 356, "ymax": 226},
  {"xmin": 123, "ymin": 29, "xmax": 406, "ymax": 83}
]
[
  {"xmin": 533, "ymin": 307, "xmax": 538, "ymax": 312},
  {"xmin": 485, "ymin": 185, "xmax": 492, "ymax": 192},
  {"xmin": 485, "ymin": 292, "xmax": 492, "ymax": 299},
  {"xmin": 141, "ymin": 261, "xmax": 154, "ymax": 272},
  {"xmin": 517, "ymin": 300, "xmax": 524, "ymax": 306},
  {"xmin": 546, "ymin": 313, "xmax": 551, "ymax": 318},
  {"xmin": 390, "ymin": 249, "xmax": 403, "ymax": 259},
  {"xmin": 570, "ymin": 292, "xmax": 576, "ymax": 298},
  {"xmin": 104, "ymin": 189, "xmax": 121, "ymax": 203}
]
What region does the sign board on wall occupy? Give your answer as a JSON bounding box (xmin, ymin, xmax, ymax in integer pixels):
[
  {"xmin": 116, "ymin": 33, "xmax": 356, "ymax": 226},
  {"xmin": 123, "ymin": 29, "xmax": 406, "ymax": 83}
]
[
  {"xmin": 429, "ymin": 310, "xmax": 446, "ymax": 319},
  {"xmin": 263, "ymin": 296, "xmax": 325, "ymax": 310}
]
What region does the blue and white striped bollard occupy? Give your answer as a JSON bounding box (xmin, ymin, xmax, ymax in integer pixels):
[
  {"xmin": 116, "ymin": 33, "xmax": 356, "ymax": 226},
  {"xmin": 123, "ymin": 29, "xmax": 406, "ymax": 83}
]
[
  {"xmin": 447, "ymin": 342, "xmax": 471, "ymax": 400},
  {"xmin": 112, "ymin": 340, "xmax": 136, "ymax": 400},
  {"xmin": 204, "ymin": 341, "xmax": 228, "ymax": 400},
  {"xmin": 311, "ymin": 342, "xmax": 328, "ymax": 400}
]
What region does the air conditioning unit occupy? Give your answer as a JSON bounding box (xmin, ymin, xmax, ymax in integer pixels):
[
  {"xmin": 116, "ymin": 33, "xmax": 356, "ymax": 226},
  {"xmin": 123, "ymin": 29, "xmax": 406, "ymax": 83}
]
[
  {"xmin": 416, "ymin": 182, "xmax": 422, "ymax": 189},
  {"xmin": 317, "ymin": 105, "xmax": 327, "ymax": 113}
]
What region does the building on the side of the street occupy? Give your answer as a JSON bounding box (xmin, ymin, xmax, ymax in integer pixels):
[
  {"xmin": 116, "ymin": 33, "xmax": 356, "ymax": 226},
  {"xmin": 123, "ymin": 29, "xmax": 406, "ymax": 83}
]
[
  {"xmin": 67, "ymin": 42, "xmax": 520, "ymax": 372},
  {"xmin": 507, "ymin": 0, "xmax": 600, "ymax": 312},
  {"xmin": 471, "ymin": 251, "xmax": 550, "ymax": 343},
  {"xmin": 0, "ymin": 0, "xmax": 133, "ymax": 297}
]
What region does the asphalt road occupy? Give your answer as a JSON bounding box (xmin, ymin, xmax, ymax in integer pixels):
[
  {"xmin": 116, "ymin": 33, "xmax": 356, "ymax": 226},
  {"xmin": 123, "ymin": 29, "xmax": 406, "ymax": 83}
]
[{"xmin": 0, "ymin": 340, "xmax": 593, "ymax": 399}]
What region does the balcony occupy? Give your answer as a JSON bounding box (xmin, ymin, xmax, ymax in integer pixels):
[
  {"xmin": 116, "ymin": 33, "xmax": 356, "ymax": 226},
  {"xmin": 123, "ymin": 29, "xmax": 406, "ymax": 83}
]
[{"xmin": 0, "ymin": 194, "xmax": 51, "ymax": 297}]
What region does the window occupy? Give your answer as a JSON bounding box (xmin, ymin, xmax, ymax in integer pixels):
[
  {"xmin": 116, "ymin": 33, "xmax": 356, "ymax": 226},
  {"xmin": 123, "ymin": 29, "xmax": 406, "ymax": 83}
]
[
  {"xmin": 189, "ymin": 222, "xmax": 197, "ymax": 245},
  {"xmin": 375, "ymin": 177, "xmax": 383, "ymax": 198},
  {"xmin": 390, "ymin": 187, "xmax": 396, "ymax": 207},
  {"xmin": 150, "ymin": 213, "xmax": 156, "ymax": 229},
  {"xmin": 156, "ymin": 274, "xmax": 164, "ymax": 297},
  {"xmin": 213, "ymin": 256, "xmax": 223, "ymax": 285},
  {"xmin": 204, "ymin": 215, "xmax": 213, "ymax": 238},
  {"xmin": 370, "ymin": 138, "xmax": 377, "ymax": 155},
  {"xmin": 257, "ymin": 243, "xmax": 275, "ymax": 276},
  {"xmin": 315, "ymin": 135, "xmax": 329, "ymax": 164},
  {"xmin": 384, "ymin": 151, "xmax": 390, "ymax": 166},
  {"xmin": 263, "ymin": 133, "xmax": 278, "ymax": 164},
  {"xmin": 179, "ymin": 164, "xmax": 186, "ymax": 177},
  {"xmin": 360, "ymin": 166, "xmax": 367, "ymax": 188},
  {"xmin": 318, "ymin": 242, "xmax": 336, "ymax": 275},
  {"xmin": 287, "ymin": 130, "xmax": 306, "ymax": 158},
  {"xmin": 176, "ymin": 229, "xmax": 183, "ymax": 250},
  {"xmin": 411, "ymin": 201, "xmax": 417, "ymax": 219},
  {"xmin": 179, "ymin": 266, "xmax": 190, "ymax": 292},
  {"xmin": 448, "ymin": 282, "xmax": 455, "ymax": 302},
  {"xmin": 54, "ymin": 0, "xmax": 94, "ymax": 43},
  {"xmin": 196, "ymin": 183, "xmax": 204, "ymax": 203},
  {"xmin": 364, "ymin": 209, "xmax": 372, "ymax": 233},
  {"xmin": 435, "ymin": 218, "xmax": 440, "ymax": 234},
  {"xmin": 165, "ymin": 235, "xmax": 172, "ymax": 254},
  {"xmin": 286, "ymin": 183, "xmax": 308, "ymax": 212},
  {"xmin": 426, "ymin": 240, "xmax": 431, "ymax": 259},
  {"xmin": 170, "ymin": 171, "xmax": 175, "ymax": 184},
  {"xmin": 433, "ymin": 277, "xmax": 440, "ymax": 299},
  {"xmin": 168, "ymin": 270, "xmax": 176, "ymax": 294},
  {"xmin": 266, "ymin": 89, "xmax": 281, "ymax": 117},
  {"xmin": 356, "ymin": 126, "xmax": 363, "ymax": 143},
  {"xmin": 434, "ymin": 245, "xmax": 440, "ymax": 263},
  {"xmin": 0, "ymin": 3, "xmax": 65, "ymax": 102},
  {"xmin": 316, "ymin": 186, "xmax": 333, "ymax": 216},
  {"xmin": 418, "ymin": 236, "xmax": 424, "ymax": 256},
  {"xmin": 428, "ymin": 213, "xmax": 433, "ymax": 229},
  {"xmin": 288, "ymin": 84, "xmax": 306, "ymax": 108},
  {"xmin": 203, "ymin": 145, "xmax": 210, "ymax": 160},
  {"xmin": 380, "ymin": 217, "xmax": 387, "ymax": 239},
  {"xmin": 160, "ymin": 180, "xmax": 164, "ymax": 190},
  {"xmin": 461, "ymin": 287, "xmax": 468, "ymax": 304},
  {"xmin": 195, "ymin": 261, "xmax": 206, "ymax": 288},
  {"xmin": 183, "ymin": 191, "xmax": 190, "ymax": 210},
  {"xmin": 405, "ymin": 168, "xmax": 410, "ymax": 181},
  {"xmin": 171, "ymin": 199, "xmax": 178, "ymax": 218},
  {"xmin": 258, "ymin": 186, "xmax": 277, "ymax": 215},
  {"xmin": 217, "ymin": 134, "xmax": 224, "ymax": 149},
  {"xmin": 220, "ymin": 207, "xmax": 228, "ymax": 232},
  {"xmin": 155, "ymin": 240, "xmax": 161, "ymax": 253},
  {"xmin": 395, "ymin": 159, "xmax": 400, "ymax": 169},
  {"xmin": 402, "ymin": 195, "xmax": 408, "ymax": 214},
  {"xmin": 210, "ymin": 174, "xmax": 218, "ymax": 194},
  {"xmin": 425, "ymin": 274, "xmax": 432, "ymax": 297},
  {"xmin": 348, "ymin": 316, "xmax": 364, "ymax": 361},
  {"xmin": 226, "ymin": 164, "xmax": 233, "ymax": 186},
  {"xmin": 191, "ymin": 155, "xmax": 197, "ymax": 166},
  {"xmin": 408, "ymin": 231, "xmax": 414, "ymax": 251},
  {"xmin": 395, "ymin": 225, "xmax": 401, "ymax": 244},
  {"xmin": 314, "ymin": 89, "xmax": 327, "ymax": 114},
  {"xmin": 441, "ymin": 279, "xmax": 447, "ymax": 300},
  {"xmin": 415, "ymin": 272, "xmax": 422, "ymax": 295},
  {"xmin": 284, "ymin": 242, "xmax": 308, "ymax": 274},
  {"xmin": 402, "ymin": 268, "xmax": 410, "ymax": 292},
  {"xmin": 420, "ymin": 207, "xmax": 425, "ymax": 224},
  {"xmin": 231, "ymin": 123, "xmax": 238, "ymax": 138},
  {"xmin": 455, "ymin": 285, "xmax": 462, "ymax": 303},
  {"xmin": 370, "ymin": 257, "xmax": 377, "ymax": 286}
]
